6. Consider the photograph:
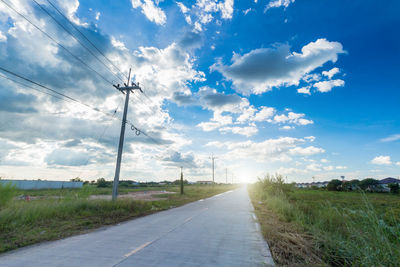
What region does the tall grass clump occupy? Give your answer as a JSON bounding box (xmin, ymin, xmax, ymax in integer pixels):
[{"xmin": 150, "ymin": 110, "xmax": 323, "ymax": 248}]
[
  {"xmin": 252, "ymin": 174, "xmax": 400, "ymax": 266},
  {"xmin": 0, "ymin": 181, "xmax": 17, "ymax": 209}
]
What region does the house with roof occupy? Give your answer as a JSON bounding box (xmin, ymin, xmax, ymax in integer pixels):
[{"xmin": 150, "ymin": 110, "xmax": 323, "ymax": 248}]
[{"xmin": 378, "ymin": 177, "xmax": 400, "ymax": 192}]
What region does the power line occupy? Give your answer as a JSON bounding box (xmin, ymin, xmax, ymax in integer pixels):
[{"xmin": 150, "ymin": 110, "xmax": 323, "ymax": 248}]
[
  {"xmin": 32, "ymin": 0, "xmax": 125, "ymax": 83},
  {"xmin": 0, "ymin": 0, "xmax": 112, "ymax": 85},
  {"xmin": 45, "ymin": 0, "xmax": 128, "ymax": 81}
]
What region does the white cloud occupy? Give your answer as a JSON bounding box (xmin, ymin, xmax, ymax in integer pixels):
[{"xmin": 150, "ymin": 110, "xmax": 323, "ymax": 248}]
[
  {"xmin": 206, "ymin": 136, "xmax": 322, "ymax": 164},
  {"xmin": 272, "ymin": 112, "xmax": 313, "ymax": 125},
  {"xmin": 314, "ymin": 79, "xmax": 344, "ymax": 93},
  {"xmin": 111, "ymin": 36, "xmax": 128, "ymax": 51},
  {"xmin": 304, "ymin": 136, "xmax": 316, "ymax": 142},
  {"xmin": 320, "ymin": 158, "xmax": 329, "ymax": 163},
  {"xmin": 380, "ymin": 134, "xmax": 400, "ymax": 142},
  {"xmin": 131, "ymin": 0, "xmax": 167, "ymax": 25},
  {"xmin": 253, "ymin": 106, "xmax": 275, "ymax": 121},
  {"xmin": 280, "ymin": 125, "xmax": 294, "ymax": 130},
  {"xmin": 95, "ymin": 11, "xmax": 101, "ymax": 21},
  {"xmin": 289, "ymin": 146, "xmax": 325, "ymax": 156},
  {"xmin": 0, "ymin": 31, "xmax": 7, "ymax": 42},
  {"xmin": 197, "ymin": 112, "xmax": 233, "ymax": 131},
  {"xmin": 243, "ymin": 8, "xmax": 252, "ymax": 15},
  {"xmin": 336, "ymin": 165, "xmax": 347, "ymax": 170},
  {"xmin": 177, "ymin": 0, "xmax": 234, "ymax": 32},
  {"xmin": 324, "ymin": 165, "xmax": 334, "ymax": 171},
  {"xmin": 297, "ymin": 86, "xmax": 311, "ymax": 95},
  {"xmin": 396, "ymin": 162, "xmax": 400, "ymax": 166},
  {"xmin": 322, "ymin": 67, "xmax": 340, "ymax": 79},
  {"xmin": 176, "ymin": 2, "xmax": 189, "ymax": 13},
  {"xmin": 371, "ymin": 155, "xmax": 392, "ymax": 165},
  {"xmin": 219, "ymin": 125, "xmax": 258, "ymax": 137},
  {"xmin": 218, "ymin": 0, "xmax": 234, "ymax": 19},
  {"xmin": 265, "ymin": 0, "xmax": 295, "ymax": 12},
  {"xmin": 306, "ymin": 163, "xmax": 322, "ymax": 172},
  {"xmin": 211, "ymin": 39, "xmax": 345, "ymax": 95}
]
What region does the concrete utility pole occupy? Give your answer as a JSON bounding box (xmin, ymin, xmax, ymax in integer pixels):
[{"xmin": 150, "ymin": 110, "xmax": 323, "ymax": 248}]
[
  {"xmin": 210, "ymin": 153, "xmax": 217, "ymax": 184},
  {"xmin": 180, "ymin": 166, "xmax": 184, "ymax": 195},
  {"xmin": 225, "ymin": 168, "xmax": 228, "ymax": 184},
  {"xmin": 112, "ymin": 68, "xmax": 142, "ymax": 200}
]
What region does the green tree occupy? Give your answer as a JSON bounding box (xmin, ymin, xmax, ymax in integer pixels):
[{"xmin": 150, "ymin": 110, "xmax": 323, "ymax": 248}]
[
  {"xmin": 70, "ymin": 177, "xmax": 83, "ymax": 182},
  {"xmin": 388, "ymin": 183, "xmax": 399, "ymax": 194},
  {"xmin": 96, "ymin": 178, "xmax": 109, "ymax": 188},
  {"xmin": 359, "ymin": 178, "xmax": 379, "ymax": 191},
  {"xmin": 327, "ymin": 179, "xmax": 342, "ymax": 191}
]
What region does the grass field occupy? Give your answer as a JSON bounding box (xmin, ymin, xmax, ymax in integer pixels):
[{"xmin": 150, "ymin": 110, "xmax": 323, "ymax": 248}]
[
  {"xmin": 249, "ymin": 176, "xmax": 400, "ymax": 266},
  {"xmin": 0, "ymin": 183, "xmax": 237, "ymax": 253}
]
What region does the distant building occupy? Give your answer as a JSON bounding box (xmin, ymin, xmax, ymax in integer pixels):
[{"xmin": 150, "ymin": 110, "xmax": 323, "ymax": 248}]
[
  {"xmin": 378, "ymin": 177, "xmax": 400, "ymax": 192},
  {"xmin": 0, "ymin": 179, "xmax": 83, "ymax": 190},
  {"xmin": 295, "ymin": 181, "xmax": 329, "ymax": 188}
]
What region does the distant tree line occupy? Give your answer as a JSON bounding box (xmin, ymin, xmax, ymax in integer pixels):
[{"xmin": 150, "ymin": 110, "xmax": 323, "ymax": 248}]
[
  {"xmin": 327, "ymin": 178, "xmax": 399, "ymax": 194},
  {"xmin": 70, "ymin": 177, "xmax": 189, "ymax": 188}
]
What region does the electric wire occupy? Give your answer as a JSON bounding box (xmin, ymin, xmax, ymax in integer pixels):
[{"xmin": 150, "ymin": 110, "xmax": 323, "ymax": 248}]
[
  {"xmin": 0, "ymin": 0, "xmax": 113, "ymax": 85},
  {"xmin": 0, "ymin": 65, "xmax": 160, "ymax": 145},
  {"xmin": 45, "ymin": 0, "xmax": 129, "ymax": 81},
  {"xmin": 32, "ymin": 0, "xmax": 125, "ymax": 84}
]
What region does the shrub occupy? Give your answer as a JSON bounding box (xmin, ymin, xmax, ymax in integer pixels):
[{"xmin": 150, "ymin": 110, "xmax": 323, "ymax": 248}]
[
  {"xmin": 96, "ymin": 178, "xmax": 109, "ymax": 188},
  {"xmin": 0, "ymin": 181, "xmax": 16, "ymax": 209},
  {"xmin": 388, "ymin": 183, "xmax": 399, "ymax": 194},
  {"xmin": 327, "ymin": 179, "xmax": 342, "ymax": 191}
]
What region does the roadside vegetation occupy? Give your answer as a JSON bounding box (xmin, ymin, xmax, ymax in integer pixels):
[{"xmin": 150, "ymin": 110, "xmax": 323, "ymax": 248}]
[
  {"xmin": 0, "ymin": 182, "xmax": 237, "ymax": 253},
  {"xmin": 249, "ymin": 174, "xmax": 400, "ymax": 266}
]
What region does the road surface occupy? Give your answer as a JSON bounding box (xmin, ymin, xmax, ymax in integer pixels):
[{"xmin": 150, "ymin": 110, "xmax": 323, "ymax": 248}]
[{"xmin": 0, "ymin": 186, "xmax": 274, "ymax": 266}]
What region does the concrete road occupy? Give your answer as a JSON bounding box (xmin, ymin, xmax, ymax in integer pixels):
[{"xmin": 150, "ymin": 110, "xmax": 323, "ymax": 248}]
[{"xmin": 0, "ymin": 186, "xmax": 274, "ymax": 266}]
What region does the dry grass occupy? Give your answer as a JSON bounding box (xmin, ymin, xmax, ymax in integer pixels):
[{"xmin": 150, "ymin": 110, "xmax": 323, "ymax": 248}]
[{"xmin": 249, "ymin": 188, "xmax": 326, "ymax": 266}]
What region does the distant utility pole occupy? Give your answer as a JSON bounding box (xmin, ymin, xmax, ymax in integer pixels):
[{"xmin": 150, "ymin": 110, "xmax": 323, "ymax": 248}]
[
  {"xmin": 210, "ymin": 153, "xmax": 217, "ymax": 184},
  {"xmin": 180, "ymin": 166, "xmax": 184, "ymax": 195},
  {"xmin": 112, "ymin": 68, "xmax": 142, "ymax": 200},
  {"xmin": 225, "ymin": 168, "xmax": 228, "ymax": 184}
]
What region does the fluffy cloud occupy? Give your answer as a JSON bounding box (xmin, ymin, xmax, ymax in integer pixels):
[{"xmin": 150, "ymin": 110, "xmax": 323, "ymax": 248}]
[
  {"xmin": 0, "ymin": 0, "xmax": 202, "ymax": 179},
  {"xmin": 289, "ymin": 146, "xmax": 325, "ymax": 156},
  {"xmin": 371, "ymin": 155, "xmax": 392, "ymax": 165},
  {"xmin": 322, "ymin": 67, "xmax": 340, "ymax": 79},
  {"xmin": 297, "ymin": 86, "xmax": 311, "ymax": 95},
  {"xmin": 219, "ymin": 125, "xmax": 258, "ymax": 137},
  {"xmin": 176, "ymin": 0, "xmax": 234, "ymax": 32},
  {"xmin": 211, "ymin": 39, "xmax": 345, "ymax": 95},
  {"xmin": 131, "ymin": 0, "xmax": 167, "ymax": 25},
  {"xmin": 314, "ymin": 79, "xmax": 345, "ymax": 93},
  {"xmin": 265, "ymin": 0, "xmax": 295, "ymax": 12},
  {"xmin": 272, "ymin": 112, "xmax": 313, "ymax": 125},
  {"xmin": 195, "ymin": 88, "xmax": 314, "ymax": 136}
]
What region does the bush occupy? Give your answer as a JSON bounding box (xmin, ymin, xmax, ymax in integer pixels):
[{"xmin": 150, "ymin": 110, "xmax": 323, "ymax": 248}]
[
  {"xmin": 327, "ymin": 179, "xmax": 342, "ymax": 191},
  {"xmin": 0, "ymin": 181, "xmax": 16, "ymax": 209},
  {"xmin": 257, "ymin": 173, "xmax": 294, "ymax": 198},
  {"xmin": 388, "ymin": 183, "xmax": 399, "ymax": 194},
  {"xmin": 96, "ymin": 178, "xmax": 110, "ymax": 188}
]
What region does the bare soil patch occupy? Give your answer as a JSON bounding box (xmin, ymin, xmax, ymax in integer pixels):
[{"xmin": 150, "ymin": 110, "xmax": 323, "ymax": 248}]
[{"xmin": 89, "ymin": 190, "xmax": 176, "ymax": 201}]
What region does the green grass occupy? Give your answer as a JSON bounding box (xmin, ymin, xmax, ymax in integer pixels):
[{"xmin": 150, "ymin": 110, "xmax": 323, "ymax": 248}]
[
  {"xmin": 249, "ymin": 176, "xmax": 400, "ymax": 266},
  {"xmin": 0, "ymin": 184, "xmax": 237, "ymax": 253}
]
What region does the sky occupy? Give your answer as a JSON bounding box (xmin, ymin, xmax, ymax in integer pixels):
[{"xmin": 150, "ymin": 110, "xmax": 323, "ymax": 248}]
[{"xmin": 0, "ymin": 0, "xmax": 399, "ymax": 183}]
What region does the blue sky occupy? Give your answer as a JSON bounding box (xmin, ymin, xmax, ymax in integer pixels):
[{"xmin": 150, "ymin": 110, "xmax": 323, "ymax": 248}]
[{"xmin": 0, "ymin": 0, "xmax": 399, "ymax": 183}]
